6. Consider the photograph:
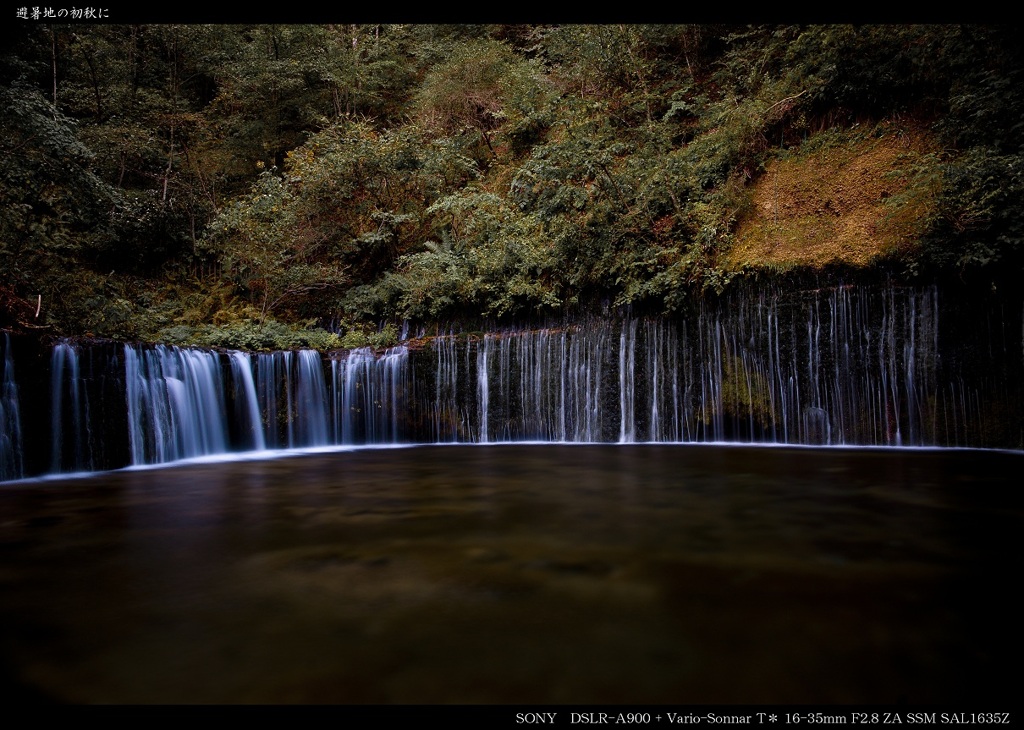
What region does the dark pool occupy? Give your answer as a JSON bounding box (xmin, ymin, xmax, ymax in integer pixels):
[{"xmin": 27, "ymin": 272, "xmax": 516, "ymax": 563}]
[{"xmin": 1, "ymin": 443, "xmax": 1021, "ymax": 704}]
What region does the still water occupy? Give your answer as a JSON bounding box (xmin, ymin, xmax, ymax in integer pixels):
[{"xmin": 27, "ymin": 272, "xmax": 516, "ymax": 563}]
[{"xmin": 1, "ymin": 443, "xmax": 1020, "ymax": 704}]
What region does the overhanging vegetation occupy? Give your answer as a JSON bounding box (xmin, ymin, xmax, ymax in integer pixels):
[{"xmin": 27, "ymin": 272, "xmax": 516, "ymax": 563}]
[{"xmin": 2, "ymin": 24, "xmax": 1022, "ymax": 349}]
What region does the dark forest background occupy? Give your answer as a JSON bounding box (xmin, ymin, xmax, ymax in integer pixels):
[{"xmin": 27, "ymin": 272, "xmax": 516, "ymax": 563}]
[{"xmin": 2, "ymin": 24, "xmax": 1022, "ymax": 350}]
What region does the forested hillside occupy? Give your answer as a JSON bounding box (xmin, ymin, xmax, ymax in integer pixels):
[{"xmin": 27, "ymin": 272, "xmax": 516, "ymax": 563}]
[{"xmin": 2, "ymin": 24, "xmax": 1022, "ymax": 350}]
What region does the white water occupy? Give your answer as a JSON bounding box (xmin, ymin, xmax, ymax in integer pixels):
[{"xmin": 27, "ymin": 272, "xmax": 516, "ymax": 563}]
[
  {"xmin": 125, "ymin": 344, "xmax": 228, "ymax": 464},
  {"xmin": 331, "ymin": 345, "xmax": 409, "ymax": 444},
  {"xmin": 50, "ymin": 341, "xmax": 92, "ymax": 473},
  {"xmin": 229, "ymin": 351, "xmax": 266, "ymax": 451},
  {"xmin": 0, "ymin": 333, "xmax": 23, "ymax": 481},
  {"xmin": 3, "ymin": 283, "xmax": 1022, "ymax": 480}
]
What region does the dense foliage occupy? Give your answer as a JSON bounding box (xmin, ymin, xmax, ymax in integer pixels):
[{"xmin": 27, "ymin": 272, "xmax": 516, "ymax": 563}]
[{"xmin": 2, "ymin": 23, "xmax": 1022, "ymax": 349}]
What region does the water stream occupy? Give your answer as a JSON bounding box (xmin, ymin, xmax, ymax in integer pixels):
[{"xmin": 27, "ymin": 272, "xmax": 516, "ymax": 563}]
[{"xmin": 1, "ymin": 282, "xmax": 1021, "ymax": 480}]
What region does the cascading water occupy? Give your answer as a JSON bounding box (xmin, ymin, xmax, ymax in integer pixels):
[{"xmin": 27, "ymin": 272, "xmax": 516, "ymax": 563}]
[
  {"xmin": 380, "ymin": 345, "xmax": 410, "ymax": 444},
  {"xmin": 1, "ymin": 333, "xmax": 23, "ymax": 481},
  {"xmin": 423, "ymin": 284, "xmax": 1020, "ymax": 448},
  {"xmin": 643, "ymin": 319, "xmax": 682, "ymax": 442},
  {"xmin": 229, "ymin": 351, "xmax": 266, "ymax": 451},
  {"xmin": 125, "ymin": 344, "xmax": 229, "ymax": 464},
  {"xmin": 2, "ymin": 282, "xmax": 1021, "ymax": 482},
  {"xmin": 477, "ymin": 335, "xmax": 490, "ymax": 443},
  {"xmin": 438, "ymin": 323, "xmax": 617, "ymax": 443},
  {"xmin": 254, "ymin": 351, "xmax": 287, "ymax": 449},
  {"xmin": 334, "ymin": 348, "xmax": 373, "ymax": 444},
  {"xmin": 330, "ymin": 345, "xmax": 410, "ymax": 444},
  {"xmin": 50, "ymin": 341, "xmax": 93, "ymax": 473},
  {"xmin": 293, "ymin": 349, "xmax": 329, "ymax": 447},
  {"xmin": 432, "ymin": 333, "xmax": 463, "ymax": 442},
  {"xmin": 619, "ymin": 319, "xmax": 637, "ymax": 443}
]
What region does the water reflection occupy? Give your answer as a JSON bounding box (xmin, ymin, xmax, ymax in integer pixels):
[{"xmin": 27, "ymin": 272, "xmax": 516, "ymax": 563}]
[{"xmin": 0, "ymin": 444, "xmax": 1020, "ymax": 703}]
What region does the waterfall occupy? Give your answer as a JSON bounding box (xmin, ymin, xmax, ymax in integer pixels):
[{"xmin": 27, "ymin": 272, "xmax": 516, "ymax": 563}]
[
  {"xmin": 381, "ymin": 345, "xmax": 409, "ymax": 444},
  {"xmin": 229, "ymin": 351, "xmax": 266, "ymax": 451},
  {"xmin": 432, "ymin": 334, "xmax": 462, "ymax": 442},
  {"xmin": 330, "ymin": 345, "xmax": 410, "ymax": 444},
  {"xmin": 567, "ymin": 320, "xmax": 608, "ymax": 442},
  {"xmin": 124, "ymin": 344, "xmax": 229, "ymax": 464},
  {"xmin": 644, "ymin": 319, "xmax": 681, "ymax": 442},
  {"xmin": 293, "ymin": 349, "xmax": 329, "ymax": 447},
  {"xmin": 2, "ymin": 282, "xmax": 1022, "ymax": 481},
  {"xmin": 478, "ymin": 335, "xmax": 490, "ymax": 442},
  {"xmin": 619, "ymin": 319, "xmax": 637, "ymax": 442},
  {"xmin": 50, "ymin": 341, "xmax": 93, "ymax": 472},
  {"xmin": 254, "ymin": 352, "xmax": 285, "ymax": 448},
  {"xmin": 337, "ymin": 348, "xmax": 373, "ymax": 443},
  {"xmin": 451, "ymin": 324, "xmax": 616, "ymax": 443},
  {"xmin": 1, "ymin": 333, "xmax": 23, "ymax": 481},
  {"xmin": 416, "ymin": 284, "xmax": 1019, "ymax": 448}
]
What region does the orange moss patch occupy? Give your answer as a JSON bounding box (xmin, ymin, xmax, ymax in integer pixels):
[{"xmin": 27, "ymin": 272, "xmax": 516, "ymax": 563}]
[{"xmin": 724, "ymin": 121, "xmax": 941, "ymax": 271}]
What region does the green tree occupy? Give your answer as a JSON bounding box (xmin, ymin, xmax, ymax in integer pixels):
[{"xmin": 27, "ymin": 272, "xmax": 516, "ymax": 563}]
[
  {"xmin": 413, "ymin": 38, "xmax": 555, "ymax": 164},
  {"xmin": 0, "ymin": 82, "xmax": 122, "ymax": 329}
]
